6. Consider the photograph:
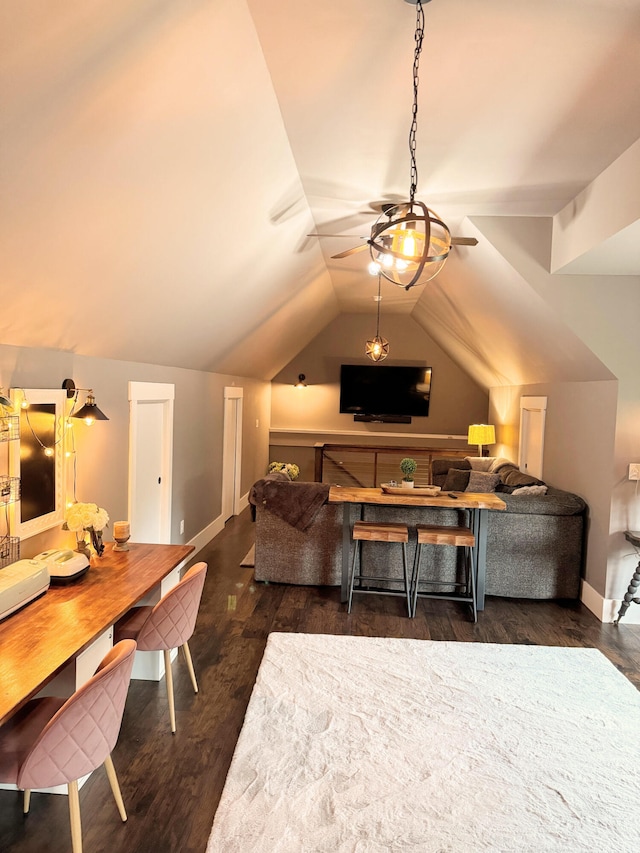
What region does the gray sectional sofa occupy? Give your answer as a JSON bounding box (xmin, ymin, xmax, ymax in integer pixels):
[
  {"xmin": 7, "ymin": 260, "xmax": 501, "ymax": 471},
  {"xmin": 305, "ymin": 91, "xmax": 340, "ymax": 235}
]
[{"xmin": 250, "ymin": 458, "xmax": 587, "ymax": 600}]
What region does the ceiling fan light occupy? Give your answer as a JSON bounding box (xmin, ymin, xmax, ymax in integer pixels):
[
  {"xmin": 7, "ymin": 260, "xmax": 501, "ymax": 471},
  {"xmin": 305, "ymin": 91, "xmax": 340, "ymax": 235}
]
[
  {"xmin": 368, "ymin": 260, "xmax": 381, "ymax": 275},
  {"xmin": 401, "ymin": 234, "xmax": 415, "ymax": 257},
  {"xmin": 369, "ymin": 201, "xmax": 451, "ymax": 289}
]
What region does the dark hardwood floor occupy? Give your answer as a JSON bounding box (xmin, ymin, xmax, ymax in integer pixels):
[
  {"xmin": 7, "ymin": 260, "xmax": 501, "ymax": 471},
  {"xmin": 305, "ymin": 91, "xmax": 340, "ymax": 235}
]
[{"xmin": 2, "ymin": 507, "xmax": 639, "ymax": 852}]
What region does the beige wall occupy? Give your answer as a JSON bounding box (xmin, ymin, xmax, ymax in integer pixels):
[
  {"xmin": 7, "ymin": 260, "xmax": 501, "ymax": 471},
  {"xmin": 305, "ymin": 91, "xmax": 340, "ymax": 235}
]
[
  {"xmin": 489, "ymin": 380, "xmax": 618, "ymax": 597},
  {"xmin": 0, "ymin": 343, "xmax": 270, "ymax": 559},
  {"xmin": 474, "ymin": 216, "xmax": 640, "ymax": 608},
  {"xmin": 271, "ymin": 313, "xmax": 489, "ymax": 437}
]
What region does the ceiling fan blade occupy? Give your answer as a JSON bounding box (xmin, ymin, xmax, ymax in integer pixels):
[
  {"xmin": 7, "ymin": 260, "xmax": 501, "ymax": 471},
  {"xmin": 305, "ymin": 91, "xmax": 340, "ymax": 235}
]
[
  {"xmin": 307, "ymin": 233, "xmax": 368, "ymax": 238},
  {"xmin": 331, "ymin": 243, "xmax": 370, "ymax": 260},
  {"xmin": 450, "ymin": 237, "xmax": 479, "ymax": 246}
]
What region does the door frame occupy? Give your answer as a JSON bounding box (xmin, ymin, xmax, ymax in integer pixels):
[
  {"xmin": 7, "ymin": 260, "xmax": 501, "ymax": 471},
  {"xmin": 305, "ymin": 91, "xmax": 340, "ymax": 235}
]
[
  {"xmin": 222, "ymin": 386, "xmax": 243, "ymax": 520},
  {"xmin": 128, "ymin": 382, "xmax": 175, "ymax": 544},
  {"xmin": 518, "ymin": 395, "xmax": 547, "ymax": 479}
]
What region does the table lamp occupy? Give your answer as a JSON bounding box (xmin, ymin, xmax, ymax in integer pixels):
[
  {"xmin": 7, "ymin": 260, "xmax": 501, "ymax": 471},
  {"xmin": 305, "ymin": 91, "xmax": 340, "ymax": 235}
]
[{"xmin": 468, "ymin": 424, "xmax": 496, "ymax": 457}]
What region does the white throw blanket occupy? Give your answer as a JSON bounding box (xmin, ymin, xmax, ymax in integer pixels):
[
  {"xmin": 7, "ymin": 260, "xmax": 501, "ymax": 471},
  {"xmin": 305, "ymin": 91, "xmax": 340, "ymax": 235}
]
[{"xmin": 208, "ymin": 634, "xmax": 640, "ymax": 852}]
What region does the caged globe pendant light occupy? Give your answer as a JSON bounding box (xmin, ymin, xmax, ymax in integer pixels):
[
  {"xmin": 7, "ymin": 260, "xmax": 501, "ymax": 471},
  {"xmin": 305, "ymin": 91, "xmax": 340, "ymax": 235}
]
[
  {"xmin": 368, "ymin": 0, "xmax": 452, "ymax": 291},
  {"xmin": 365, "ymin": 275, "xmax": 390, "ymax": 362}
]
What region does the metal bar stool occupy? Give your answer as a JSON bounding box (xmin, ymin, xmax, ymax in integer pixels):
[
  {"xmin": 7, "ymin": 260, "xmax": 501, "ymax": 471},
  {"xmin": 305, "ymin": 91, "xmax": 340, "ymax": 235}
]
[
  {"xmin": 348, "ymin": 521, "xmax": 411, "ymax": 615},
  {"xmin": 411, "ymin": 524, "xmax": 477, "ymax": 622}
]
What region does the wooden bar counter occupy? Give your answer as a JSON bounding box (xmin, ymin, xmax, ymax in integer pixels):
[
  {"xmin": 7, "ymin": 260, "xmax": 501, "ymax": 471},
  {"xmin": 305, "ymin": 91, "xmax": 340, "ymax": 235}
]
[
  {"xmin": 0, "ymin": 542, "xmax": 193, "ymax": 726},
  {"xmin": 328, "ymin": 487, "xmax": 506, "ymax": 611}
]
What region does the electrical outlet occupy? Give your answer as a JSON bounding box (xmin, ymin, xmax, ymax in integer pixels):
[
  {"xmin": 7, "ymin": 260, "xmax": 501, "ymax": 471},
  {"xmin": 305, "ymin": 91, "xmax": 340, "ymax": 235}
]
[
  {"xmin": 180, "ymin": 519, "xmax": 185, "ymax": 534},
  {"xmin": 629, "ymin": 463, "xmax": 640, "ymax": 481}
]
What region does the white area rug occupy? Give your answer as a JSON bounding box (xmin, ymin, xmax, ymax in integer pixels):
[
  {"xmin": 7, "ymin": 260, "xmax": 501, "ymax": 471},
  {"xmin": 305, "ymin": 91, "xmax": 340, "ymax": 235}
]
[{"xmin": 207, "ymin": 634, "xmax": 640, "ymax": 852}]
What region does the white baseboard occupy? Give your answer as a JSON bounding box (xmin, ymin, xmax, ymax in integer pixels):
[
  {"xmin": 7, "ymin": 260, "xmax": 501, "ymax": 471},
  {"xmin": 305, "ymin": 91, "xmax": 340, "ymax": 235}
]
[
  {"xmin": 188, "ymin": 513, "xmax": 225, "ymax": 558},
  {"xmin": 186, "ymin": 495, "xmax": 249, "ymax": 559},
  {"xmin": 580, "ymin": 580, "xmax": 640, "ymax": 624}
]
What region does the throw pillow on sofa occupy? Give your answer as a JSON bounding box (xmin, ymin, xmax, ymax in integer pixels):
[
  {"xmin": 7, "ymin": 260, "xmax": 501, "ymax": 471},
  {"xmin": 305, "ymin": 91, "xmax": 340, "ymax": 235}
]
[
  {"xmin": 511, "ymin": 484, "xmax": 548, "ymax": 496},
  {"xmin": 465, "ymin": 471, "xmax": 500, "ymax": 492},
  {"xmin": 443, "ymin": 468, "xmax": 471, "ymax": 491},
  {"xmin": 501, "ymin": 469, "xmax": 546, "ymax": 488}
]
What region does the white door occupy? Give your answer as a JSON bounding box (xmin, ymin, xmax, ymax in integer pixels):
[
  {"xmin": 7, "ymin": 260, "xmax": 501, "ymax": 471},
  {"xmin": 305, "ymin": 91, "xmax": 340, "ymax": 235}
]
[
  {"xmin": 133, "ymin": 402, "xmax": 164, "ymax": 542},
  {"xmin": 129, "ymin": 382, "xmax": 174, "ymax": 543},
  {"xmin": 519, "ymin": 396, "xmax": 547, "ymax": 480},
  {"xmin": 222, "ymin": 387, "xmax": 243, "ymax": 522}
]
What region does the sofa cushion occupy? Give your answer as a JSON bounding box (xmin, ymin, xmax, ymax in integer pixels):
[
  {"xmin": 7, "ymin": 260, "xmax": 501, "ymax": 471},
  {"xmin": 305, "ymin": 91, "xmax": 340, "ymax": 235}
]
[
  {"xmin": 443, "ymin": 468, "xmax": 471, "ymax": 491},
  {"xmin": 432, "ymin": 458, "xmax": 471, "ymax": 488},
  {"xmin": 465, "ymin": 456, "xmax": 495, "ymax": 472},
  {"xmin": 499, "ymin": 487, "xmax": 586, "ymax": 516},
  {"xmin": 501, "ymin": 469, "xmax": 546, "ymax": 487},
  {"xmin": 466, "ymin": 471, "xmax": 500, "ymax": 492}
]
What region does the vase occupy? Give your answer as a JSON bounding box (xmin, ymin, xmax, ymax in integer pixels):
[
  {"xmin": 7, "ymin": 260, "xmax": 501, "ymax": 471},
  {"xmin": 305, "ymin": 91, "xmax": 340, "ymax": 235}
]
[
  {"xmin": 401, "ymin": 480, "xmax": 415, "ymax": 488},
  {"xmin": 75, "ymin": 532, "xmax": 91, "ymax": 558},
  {"xmin": 90, "ymin": 527, "xmax": 105, "ymax": 557}
]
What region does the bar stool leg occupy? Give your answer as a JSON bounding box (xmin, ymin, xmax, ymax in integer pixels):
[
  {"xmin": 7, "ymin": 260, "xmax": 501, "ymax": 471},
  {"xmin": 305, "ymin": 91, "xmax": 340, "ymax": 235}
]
[
  {"xmin": 410, "ymin": 543, "xmax": 423, "ymax": 618},
  {"xmin": 347, "ymin": 540, "xmax": 360, "ymax": 614},
  {"xmin": 402, "ymin": 543, "xmax": 412, "ymax": 617},
  {"xmin": 467, "ymin": 546, "xmax": 478, "ymax": 623}
]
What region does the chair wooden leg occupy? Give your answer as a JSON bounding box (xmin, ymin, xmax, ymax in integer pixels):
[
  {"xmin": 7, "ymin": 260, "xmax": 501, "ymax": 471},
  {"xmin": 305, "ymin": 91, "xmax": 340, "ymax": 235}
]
[
  {"xmin": 163, "ymin": 649, "xmax": 176, "ymax": 733},
  {"xmin": 67, "ymin": 779, "xmax": 82, "ymax": 853},
  {"xmin": 182, "ymin": 641, "xmax": 198, "ymax": 694},
  {"xmin": 104, "ymin": 754, "xmax": 127, "ymax": 822},
  {"xmin": 23, "ymin": 789, "xmax": 31, "ymax": 815}
]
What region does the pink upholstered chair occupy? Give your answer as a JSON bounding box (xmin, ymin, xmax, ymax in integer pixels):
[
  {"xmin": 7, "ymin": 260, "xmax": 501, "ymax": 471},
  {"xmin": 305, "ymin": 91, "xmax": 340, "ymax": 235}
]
[
  {"xmin": 114, "ymin": 561, "xmax": 207, "ymax": 733},
  {"xmin": 0, "ymin": 639, "xmax": 136, "ymax": 853}
]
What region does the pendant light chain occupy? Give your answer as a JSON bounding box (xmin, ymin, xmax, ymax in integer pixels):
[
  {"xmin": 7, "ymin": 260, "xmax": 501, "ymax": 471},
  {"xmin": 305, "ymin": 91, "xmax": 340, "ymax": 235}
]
[
  {"xmin": 375, "ymin": 274, "xmax": 382, "ymax": 337},
  {"xmin": 409, "ymin": 0, "xmax": 424, "ymax": 205}
]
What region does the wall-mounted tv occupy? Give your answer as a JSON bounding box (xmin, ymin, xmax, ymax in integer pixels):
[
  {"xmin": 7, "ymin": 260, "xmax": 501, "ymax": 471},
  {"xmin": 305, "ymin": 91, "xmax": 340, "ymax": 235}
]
[{"xmin": 339, "ymin": 364, "xmax": 432, "ymax": 422}]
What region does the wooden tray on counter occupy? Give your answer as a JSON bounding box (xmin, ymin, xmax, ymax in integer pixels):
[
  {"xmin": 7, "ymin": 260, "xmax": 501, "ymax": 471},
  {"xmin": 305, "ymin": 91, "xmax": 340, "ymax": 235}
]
[{"xmin": 380, "ymin": 484, "xmax": 442, "ymax": 496}]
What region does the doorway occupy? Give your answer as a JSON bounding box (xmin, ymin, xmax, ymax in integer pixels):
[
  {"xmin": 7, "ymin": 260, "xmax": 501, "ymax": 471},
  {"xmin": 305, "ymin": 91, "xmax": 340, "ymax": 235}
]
[
  {"xmin": 221, "ymin": 386, "xmax": 243, "ymax": 522},
  {"xmin": 128, "ymin": 382, "xmax": 175, "ymax": 543}
]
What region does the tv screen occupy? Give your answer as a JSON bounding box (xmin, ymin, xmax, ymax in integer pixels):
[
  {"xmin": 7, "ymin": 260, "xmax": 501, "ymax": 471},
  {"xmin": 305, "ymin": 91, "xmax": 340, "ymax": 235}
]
[{"xmin": 339, "ymin": 364, "xmax": 432, "ymax": 418}]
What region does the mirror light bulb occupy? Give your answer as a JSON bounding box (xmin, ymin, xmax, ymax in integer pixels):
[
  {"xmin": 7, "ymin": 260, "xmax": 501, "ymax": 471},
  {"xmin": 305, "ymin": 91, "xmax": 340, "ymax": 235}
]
[{"xmin": 44, "ymin": 447, "xmax": 54, "ymax": 457}]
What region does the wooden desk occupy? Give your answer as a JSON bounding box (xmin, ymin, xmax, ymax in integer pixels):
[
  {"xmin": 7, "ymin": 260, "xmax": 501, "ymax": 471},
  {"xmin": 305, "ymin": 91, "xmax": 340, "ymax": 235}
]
[
  {"xmin": 329, "ymin": 487, "xmax": 506, "ymax": 611},
  {"xmin": 0, "ymin": 542, "xmax": 193, "ymax": 727}
]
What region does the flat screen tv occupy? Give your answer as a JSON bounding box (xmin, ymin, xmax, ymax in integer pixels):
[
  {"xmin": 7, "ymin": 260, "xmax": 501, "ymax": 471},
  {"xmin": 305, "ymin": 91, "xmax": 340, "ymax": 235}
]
[{"xmin": 339, "ymin": 364, "xmax": 432, "ymax": 421}]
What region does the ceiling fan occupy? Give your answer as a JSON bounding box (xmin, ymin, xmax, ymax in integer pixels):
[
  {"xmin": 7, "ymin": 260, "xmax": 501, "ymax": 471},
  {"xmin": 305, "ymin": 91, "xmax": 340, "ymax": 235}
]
[
  {"xmin": 307, "ymin": 202, "xmax": 478, "ymax": 285},
  {"xmin": 307, "ymin": 0, "xmax": 478, "ymax": 290},
  {"xmin": 308, "ymin": 203, "xmax": 478, "ymax": 258}
]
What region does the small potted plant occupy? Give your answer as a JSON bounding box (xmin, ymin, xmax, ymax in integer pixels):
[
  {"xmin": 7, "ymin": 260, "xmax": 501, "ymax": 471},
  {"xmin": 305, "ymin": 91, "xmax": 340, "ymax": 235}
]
[{"xmin": 399, "ymin": 457, "xmax": 418, "ymax": 488}]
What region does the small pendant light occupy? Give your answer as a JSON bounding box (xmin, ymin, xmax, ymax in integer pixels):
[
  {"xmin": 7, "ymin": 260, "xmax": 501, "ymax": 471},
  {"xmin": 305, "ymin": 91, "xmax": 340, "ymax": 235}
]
[{"xmin": 365, "ymin": 275, "xmax": 390, "ymax": 362}]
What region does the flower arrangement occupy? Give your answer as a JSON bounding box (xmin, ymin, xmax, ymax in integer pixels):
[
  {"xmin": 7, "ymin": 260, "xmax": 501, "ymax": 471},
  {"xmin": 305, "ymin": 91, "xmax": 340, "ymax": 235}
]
[
  {"xmin": 65, "ymin": 502, "xmax": 110, "ymax": 532},
  {"xmin": 268, "ymin": 461, "xmax": 300, "ymax": 481},
  {"xmin": 64, "ymin": 502, "xmax": 109, "ymax": 556}
]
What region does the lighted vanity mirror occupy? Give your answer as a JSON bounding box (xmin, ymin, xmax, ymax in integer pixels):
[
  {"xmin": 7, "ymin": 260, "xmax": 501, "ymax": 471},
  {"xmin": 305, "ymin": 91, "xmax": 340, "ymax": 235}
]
[{"xmin": 9, "ymin": 388, "xmax": 67, "ymax": 538}]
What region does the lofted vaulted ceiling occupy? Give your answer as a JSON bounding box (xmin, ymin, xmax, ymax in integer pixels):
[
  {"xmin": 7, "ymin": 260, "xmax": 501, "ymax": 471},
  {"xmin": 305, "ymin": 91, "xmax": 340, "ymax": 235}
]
[{"xmin": 1, "ymin": 0, "xmax": 639, "ymax": 383}]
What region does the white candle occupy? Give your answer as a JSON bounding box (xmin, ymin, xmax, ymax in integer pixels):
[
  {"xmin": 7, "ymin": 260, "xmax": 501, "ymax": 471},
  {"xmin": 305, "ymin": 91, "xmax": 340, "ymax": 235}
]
[{"xmin": 114, "ymin": 521, "xmax": 130, "ymax": 538}]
